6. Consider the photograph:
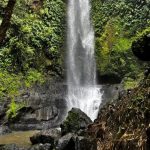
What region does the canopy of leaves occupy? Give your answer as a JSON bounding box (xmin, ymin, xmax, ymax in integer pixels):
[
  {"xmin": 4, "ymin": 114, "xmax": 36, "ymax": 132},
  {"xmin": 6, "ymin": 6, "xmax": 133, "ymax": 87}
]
[{"xmin": 0, "ymin": 0, "xmax": 66, "ymax": 76}]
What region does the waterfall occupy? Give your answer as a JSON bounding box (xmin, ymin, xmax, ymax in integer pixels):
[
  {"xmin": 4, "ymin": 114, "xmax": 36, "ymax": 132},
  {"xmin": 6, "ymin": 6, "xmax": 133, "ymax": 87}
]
[{"xmin": 66, "ymin": 0, "xmax": 102, "ymax": 120}]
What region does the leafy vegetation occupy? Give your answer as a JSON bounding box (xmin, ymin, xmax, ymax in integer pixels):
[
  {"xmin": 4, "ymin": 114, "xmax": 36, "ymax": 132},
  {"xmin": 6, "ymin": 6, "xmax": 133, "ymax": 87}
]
[
  {"xmin": 0, "ymin": 69, "xmax": 44, "ymax": 101},
  {"xmin": 0, "ymin": 0, "xmax": 66, "ymax": 74},
  {"xmin": 92, "ymin": 0, "xmax": 150, "ymax": 83},
  {"xmin": 6, "ymin": 99, "xmax": 24, "ymax": 119},
  {"xmin": 0, "ymin": 0, "xmax": 66, "ymax": 102},
  {"xmin": 0, "ymin": 70, "xmax": 21, "ymax": 100}
]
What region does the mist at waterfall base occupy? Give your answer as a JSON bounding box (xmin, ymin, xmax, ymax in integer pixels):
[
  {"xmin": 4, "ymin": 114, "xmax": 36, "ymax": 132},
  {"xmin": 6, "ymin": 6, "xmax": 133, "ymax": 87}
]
[{"xmin": 66, "ymin": 0, "xmax": 102, "ymax": 121}]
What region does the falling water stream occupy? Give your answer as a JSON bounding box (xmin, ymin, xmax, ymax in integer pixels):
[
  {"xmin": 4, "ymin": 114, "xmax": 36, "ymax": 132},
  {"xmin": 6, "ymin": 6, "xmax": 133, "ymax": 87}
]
[{"xmin": 67, "ymin": 0, "xmax": 102, "ymax": 120}]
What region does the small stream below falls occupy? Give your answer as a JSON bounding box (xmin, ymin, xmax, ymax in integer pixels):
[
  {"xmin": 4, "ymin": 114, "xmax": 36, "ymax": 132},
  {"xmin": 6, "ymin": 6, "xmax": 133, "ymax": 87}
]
[{"xmin": 0, "ymin": 131, "xmax": 39, "ymax": 148}]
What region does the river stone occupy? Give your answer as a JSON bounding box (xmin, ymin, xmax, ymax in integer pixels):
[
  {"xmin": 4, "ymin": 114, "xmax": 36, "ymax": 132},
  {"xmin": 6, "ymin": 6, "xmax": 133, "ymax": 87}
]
[
  {"xmin": 30, "ymin": 129, "xmax": 61, "ymax": 145},
  {"xmin": 60, "ymin": 108, "xmax": 92, "ymax": 135},
  {"xmin": 55, "ymin": 133, "xmax": 76, "ymax": 150}
]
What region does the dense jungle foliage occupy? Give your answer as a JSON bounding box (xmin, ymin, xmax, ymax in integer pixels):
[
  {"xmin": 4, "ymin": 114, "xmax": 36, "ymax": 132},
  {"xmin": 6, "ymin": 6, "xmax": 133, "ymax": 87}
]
[
  {"xmin": 0, "ymin": 0, "xmax": 150, "ymax": 101},
  {"xmin": 0, "ymin": 0, "xmax": 66, "ymax": 101},
  {"xmin": 92, "ymin": 0, "xmax": 150, "ymax": 83}
]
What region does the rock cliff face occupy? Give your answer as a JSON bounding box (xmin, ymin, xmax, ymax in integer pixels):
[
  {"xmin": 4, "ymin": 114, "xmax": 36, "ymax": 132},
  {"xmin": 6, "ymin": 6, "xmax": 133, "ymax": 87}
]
[
  {"xmin": 0, "ymin": 79, "xmax": 121, "ymax": 132},
  {"xmin": 0, "ymin": 80, "xmax": 68, "ymax": 130}
]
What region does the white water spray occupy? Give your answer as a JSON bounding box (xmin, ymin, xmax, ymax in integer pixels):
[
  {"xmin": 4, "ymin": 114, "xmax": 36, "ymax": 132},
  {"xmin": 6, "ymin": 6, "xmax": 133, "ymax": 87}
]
[{"xmin": 66, "ymin": 0, "xmax": 102, "ymax": 120}]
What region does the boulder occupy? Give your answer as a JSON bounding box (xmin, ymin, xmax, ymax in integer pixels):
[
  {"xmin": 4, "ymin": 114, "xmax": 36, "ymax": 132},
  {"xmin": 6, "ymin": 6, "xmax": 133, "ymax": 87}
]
[
  {"xmin": 55, "ymin": 133, "xmax": 76, "ymax": 150},
  {"xmin": 30, "ymin": 129, "xmax": 61, "ymax": 145},
  {"xmin": 56, "ymin": 134, "xmax": 97, "ymax": 150},
  {"xmin": 60, "ymin": 108, "xmax": 92, "ymax": 135},
  {"xmin": 28, "ymin": 143, "xmax": 52, "ymax": 150}
]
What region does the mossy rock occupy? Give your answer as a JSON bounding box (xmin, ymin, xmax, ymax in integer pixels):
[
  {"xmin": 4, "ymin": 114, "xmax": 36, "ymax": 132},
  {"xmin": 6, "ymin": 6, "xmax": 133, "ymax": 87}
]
[{"xmin": 60, "ymin": 108, "xmax": 92, "ymax": 136}]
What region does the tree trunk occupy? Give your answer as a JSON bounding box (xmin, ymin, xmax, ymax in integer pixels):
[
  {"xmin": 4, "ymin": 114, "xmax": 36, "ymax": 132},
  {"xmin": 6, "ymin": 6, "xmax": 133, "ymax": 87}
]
[{"xmin": 0, "ymin": 0, "xmax": 16, "ymax": 44}]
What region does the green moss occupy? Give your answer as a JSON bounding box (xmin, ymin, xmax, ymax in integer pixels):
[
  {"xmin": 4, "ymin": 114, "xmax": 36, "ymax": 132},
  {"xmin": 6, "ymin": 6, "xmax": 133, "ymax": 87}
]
[
  {"xmin": 6, "ymin": 99, "xmax": 25, "ymax": 119},
  {"xmin": 122, "ymin": 73, "xmax": 144, "ymax": 90},
  {"xmin": 123, "ymin": 78, "xmax": 138, "ymax": 90},
  {"xmin": 62, "ymin": 111, "xmax": 80, "ymax": 134},
  {"xmin": 114, "ymin": 38, "xmax": 132, "ymax": 52}
]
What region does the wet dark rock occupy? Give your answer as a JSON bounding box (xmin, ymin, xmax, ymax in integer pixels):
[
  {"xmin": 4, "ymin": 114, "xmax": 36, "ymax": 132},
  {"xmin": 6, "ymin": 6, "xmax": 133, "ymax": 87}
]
[
  {"xmin": 30, "ymin": 129, "xmax": 61, "ymax": 145},
  {"xmin": 55, "ymin": 133, "xmax": 76, "ymax": 150},
  {"xmin": 60, "ymin": 108, "xmax": 92, "ymax": 135},
  {"xmin": 0, "ymin": 144, "xmax": 25, "ymax": 150},
  {"xmin": 132, "ymin": 33, "xmax": 150, "ymax": 61},
  {"xmin": 0, "ymin": 126, "xmax": 11, "ymax": 135},
  {"xmin": 56, "ymin": 134, "xmax": 97, "ymax": 150},
  {"xmin": 28, "ymin": 143, "xmax": 53, "ymax": 150},
  {"xmin": 97, "ymin": 71, "xmax": 122, "ymax": 84},
  {"xmin": 34, "ymin": 106, "xmax": 58, "ymax": 121},
  {"xmin": 100, "ymin": 84, "xmax": 123, "ymax": 108}
]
